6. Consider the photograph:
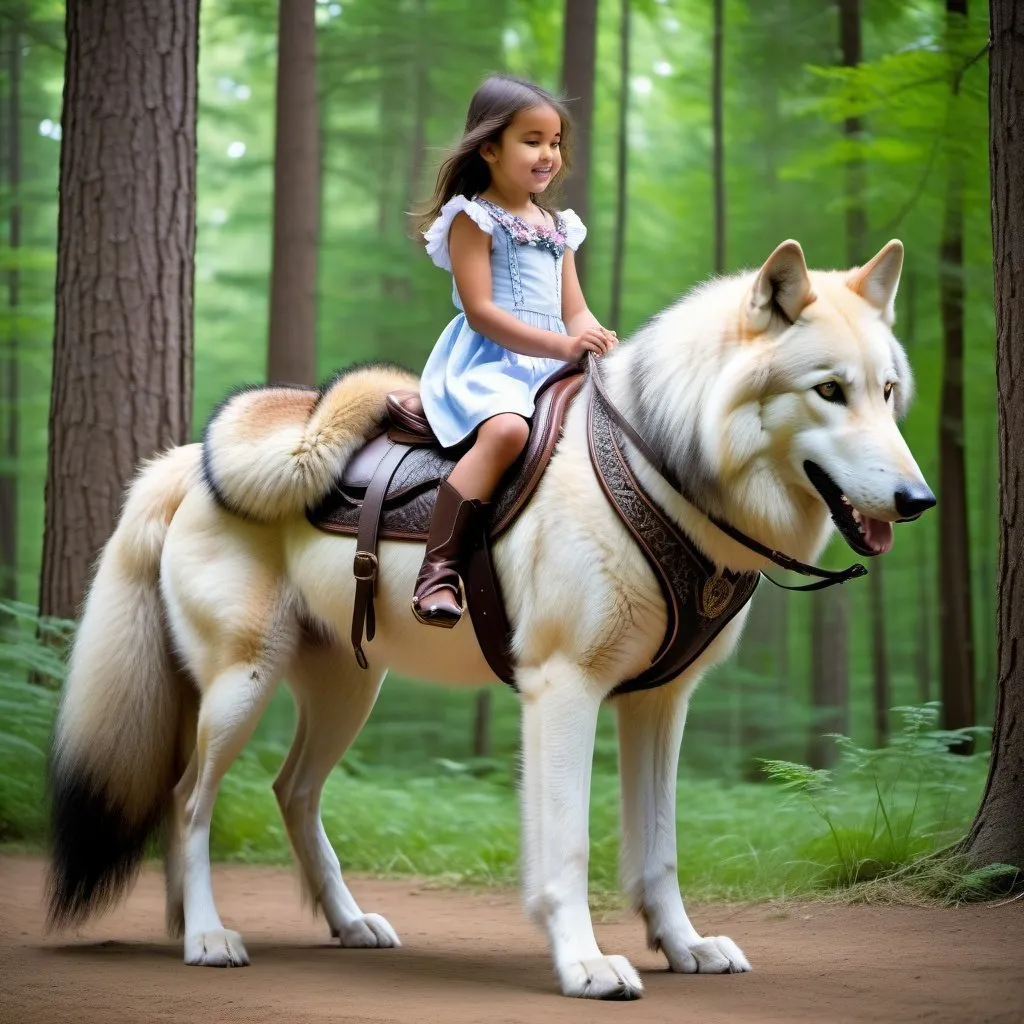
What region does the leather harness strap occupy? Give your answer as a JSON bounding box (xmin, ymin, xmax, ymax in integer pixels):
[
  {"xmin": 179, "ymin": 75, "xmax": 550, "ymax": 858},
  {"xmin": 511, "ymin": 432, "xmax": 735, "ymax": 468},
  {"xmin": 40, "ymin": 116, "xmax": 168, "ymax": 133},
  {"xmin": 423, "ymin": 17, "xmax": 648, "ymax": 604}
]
[
  {"xmin": 464, "ymin": 519, "xmax": 517, "ymax": 685},
  {"xmin": 351, "ymin": 439, "xmax": 412, "ymax": 669}
]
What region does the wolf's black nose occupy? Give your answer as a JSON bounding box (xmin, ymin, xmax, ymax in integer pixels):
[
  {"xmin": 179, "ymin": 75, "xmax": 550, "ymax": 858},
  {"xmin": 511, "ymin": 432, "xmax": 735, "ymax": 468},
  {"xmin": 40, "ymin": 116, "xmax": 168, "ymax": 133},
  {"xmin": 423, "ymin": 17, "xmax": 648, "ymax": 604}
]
[{"xmin": 895, "ymin": 484, "xmax": 936, "ymax": 519}]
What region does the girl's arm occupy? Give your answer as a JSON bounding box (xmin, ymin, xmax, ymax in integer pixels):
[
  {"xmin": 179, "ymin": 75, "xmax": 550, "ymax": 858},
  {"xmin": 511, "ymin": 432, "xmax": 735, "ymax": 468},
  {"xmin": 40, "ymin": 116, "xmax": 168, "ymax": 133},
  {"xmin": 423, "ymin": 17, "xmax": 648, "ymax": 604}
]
[
  {"xmin": 560, "ymin": 247, "xmax": 610, "ymax": 337},
  {"xmin": 449, "ymin": 214, "xmax": 610, "ymax": 360}
]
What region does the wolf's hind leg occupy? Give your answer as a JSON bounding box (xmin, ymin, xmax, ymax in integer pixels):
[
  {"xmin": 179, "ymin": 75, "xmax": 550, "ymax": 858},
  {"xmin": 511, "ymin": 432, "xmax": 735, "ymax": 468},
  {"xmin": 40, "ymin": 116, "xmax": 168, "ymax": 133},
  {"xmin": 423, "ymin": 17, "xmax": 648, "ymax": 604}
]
[
  {"xmin": 180, "ymin": 659, "xmax": 282, "ymax": 966},
  {"xmin": 274, "ymin": 644, "xmax": 399, "ymax": 948},
  {"xmin": 616, "ymin": 678, "xmax": 751, "ymax": 975}
]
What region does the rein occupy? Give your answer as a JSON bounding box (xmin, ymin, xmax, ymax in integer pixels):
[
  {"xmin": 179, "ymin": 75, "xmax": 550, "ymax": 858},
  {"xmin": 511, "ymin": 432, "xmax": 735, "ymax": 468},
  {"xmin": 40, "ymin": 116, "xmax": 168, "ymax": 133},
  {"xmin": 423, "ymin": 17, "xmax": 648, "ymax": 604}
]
[{"xmin": 586, "ymin": 353, "xmax": 867, "ymax": 592}]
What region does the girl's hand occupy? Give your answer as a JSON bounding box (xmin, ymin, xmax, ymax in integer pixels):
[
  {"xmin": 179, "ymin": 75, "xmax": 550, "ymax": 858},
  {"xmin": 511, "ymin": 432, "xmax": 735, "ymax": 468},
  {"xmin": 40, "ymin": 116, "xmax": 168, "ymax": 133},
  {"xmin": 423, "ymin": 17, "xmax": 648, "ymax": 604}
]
[{"xmin": 565, "ymin": 327, "xmax": 617, "ymax": 361}]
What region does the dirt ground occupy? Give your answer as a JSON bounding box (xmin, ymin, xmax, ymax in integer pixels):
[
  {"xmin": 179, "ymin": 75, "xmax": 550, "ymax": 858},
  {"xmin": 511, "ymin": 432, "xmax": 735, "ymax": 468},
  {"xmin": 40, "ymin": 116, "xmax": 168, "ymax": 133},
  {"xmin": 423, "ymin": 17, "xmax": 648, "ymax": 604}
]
[{"xmin": 1, "ymin": 855, "xmax": 1022, "ymax": 1024}]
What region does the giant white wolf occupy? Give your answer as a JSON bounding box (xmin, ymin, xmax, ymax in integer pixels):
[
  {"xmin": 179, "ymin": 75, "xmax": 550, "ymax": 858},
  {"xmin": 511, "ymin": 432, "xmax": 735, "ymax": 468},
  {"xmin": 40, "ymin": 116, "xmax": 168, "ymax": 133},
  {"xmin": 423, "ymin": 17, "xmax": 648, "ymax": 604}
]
[{"xmin": 46, "ymin": 239, "xmax": 934, "ymax": 999}]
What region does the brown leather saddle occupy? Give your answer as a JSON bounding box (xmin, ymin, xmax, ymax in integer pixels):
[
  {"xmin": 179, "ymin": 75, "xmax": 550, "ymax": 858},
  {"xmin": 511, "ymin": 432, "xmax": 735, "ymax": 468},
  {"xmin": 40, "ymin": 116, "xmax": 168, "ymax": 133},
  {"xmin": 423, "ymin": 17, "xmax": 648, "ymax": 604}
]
[{"xmin": 307, "ymin": 364, "xmax": 586, "ymax": 676}]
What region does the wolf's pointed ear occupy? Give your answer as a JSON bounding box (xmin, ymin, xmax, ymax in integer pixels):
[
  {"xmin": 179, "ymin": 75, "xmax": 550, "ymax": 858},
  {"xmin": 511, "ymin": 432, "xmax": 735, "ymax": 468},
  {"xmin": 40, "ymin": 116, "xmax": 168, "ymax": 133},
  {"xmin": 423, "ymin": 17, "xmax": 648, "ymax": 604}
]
[
  {"xmin": 847, "ymin": 240, "xmax": 903, "ymax": 324},
  {"xmin": 745, "ymin": 240, "xmax": 815, "ymax": 334}
]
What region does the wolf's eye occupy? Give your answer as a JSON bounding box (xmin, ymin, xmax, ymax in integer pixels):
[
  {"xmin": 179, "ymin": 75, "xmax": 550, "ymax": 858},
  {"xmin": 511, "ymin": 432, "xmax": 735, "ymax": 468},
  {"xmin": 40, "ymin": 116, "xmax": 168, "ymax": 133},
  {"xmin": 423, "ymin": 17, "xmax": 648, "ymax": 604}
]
[
  {"xmin": 884, "ymin": 382, "xmax": 894, "ymax": 402},
  {"xmin": 815, "ymin": 381, "xmax": 846, "ymax": 405}
]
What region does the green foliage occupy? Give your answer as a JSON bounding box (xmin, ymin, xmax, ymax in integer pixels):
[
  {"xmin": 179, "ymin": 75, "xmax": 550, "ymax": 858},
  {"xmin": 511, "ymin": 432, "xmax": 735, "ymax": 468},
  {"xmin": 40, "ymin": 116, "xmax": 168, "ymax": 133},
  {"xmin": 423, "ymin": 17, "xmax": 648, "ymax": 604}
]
[
  {"xmin": 760, "ymin": 704, "xmax": 997, "ymax": 899},
  {"xmin": 0, "ymin": 606, "xmax": 990, "ymax": 900},
  {"xmin": 0, "ymin": 603, "xmax": 63, "ymax": 842}
]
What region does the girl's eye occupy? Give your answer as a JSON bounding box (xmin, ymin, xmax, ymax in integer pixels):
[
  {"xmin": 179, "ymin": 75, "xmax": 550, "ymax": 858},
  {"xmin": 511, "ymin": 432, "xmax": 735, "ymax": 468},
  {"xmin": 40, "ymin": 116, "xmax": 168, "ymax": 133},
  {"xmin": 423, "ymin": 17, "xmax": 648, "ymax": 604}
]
[
  {"xmin": 551, "ymin": 141, "xmax": 560, "ymax": 148},
  {"xmin": 884, "ymin": 382, "xmax": 894, "ymax": 402},
  {"xmin": 815, "ymin": 381, "xmax": 846, "ymax": 405}
]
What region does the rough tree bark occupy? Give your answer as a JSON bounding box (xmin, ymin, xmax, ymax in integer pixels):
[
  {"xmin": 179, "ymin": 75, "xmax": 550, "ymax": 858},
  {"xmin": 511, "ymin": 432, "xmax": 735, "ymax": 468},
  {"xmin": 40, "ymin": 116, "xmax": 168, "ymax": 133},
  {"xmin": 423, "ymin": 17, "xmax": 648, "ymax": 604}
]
[
  {"xmin": 810, "ymin": 0, "xmax": 867, "ymax": 766},
  {"xmin": 1, "ymin": 11, "xmax": 22, "ymax": 600},
  {"xmin": 560, "ymin": 0, "xmax": 597, "ymax": 288},
  {"xmin": 962, "ymin": 0, "xmax": 1024, "ymax": 870},
  {"xmin": 899, "ymin": 270, "xmax": 934, "ymax": 704},
  {"xmin": 937, "ymin": 0, "xmax": 977, "ymax": 742},
  {"xmin": 608, "ymin": 0, "xmax": 630, "ymax": 333},
  {"xmin": 712, "ymin": 0, "xmax": 725, "ymax": 274},
  {"xmin": 840, "ymin": 0, "xmax": 891, "ymax": 748},
  {"xmin": 39, "ymin": 0, "xmax": 197, "ymax": 622},
  {"xmin": 267, "ymin": 0, "xmax": 318, "ymax": 387}
]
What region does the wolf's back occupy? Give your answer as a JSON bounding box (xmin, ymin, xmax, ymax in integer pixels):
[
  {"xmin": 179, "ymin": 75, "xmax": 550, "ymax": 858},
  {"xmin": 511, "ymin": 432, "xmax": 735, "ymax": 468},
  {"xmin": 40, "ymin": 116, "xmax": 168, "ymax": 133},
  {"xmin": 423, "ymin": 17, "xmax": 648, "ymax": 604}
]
[{"xmin": 46, "ymin": 443, "xmax": 203, "ymax": 928}]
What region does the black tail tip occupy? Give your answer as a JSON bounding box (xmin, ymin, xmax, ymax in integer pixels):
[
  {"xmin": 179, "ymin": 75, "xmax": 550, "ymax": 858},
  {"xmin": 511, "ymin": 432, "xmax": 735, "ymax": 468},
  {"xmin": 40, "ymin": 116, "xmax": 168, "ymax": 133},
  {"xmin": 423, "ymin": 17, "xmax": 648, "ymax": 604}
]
[{"xmin": 46, "ymin": 763, "xmax": 164, "ymax": 930}]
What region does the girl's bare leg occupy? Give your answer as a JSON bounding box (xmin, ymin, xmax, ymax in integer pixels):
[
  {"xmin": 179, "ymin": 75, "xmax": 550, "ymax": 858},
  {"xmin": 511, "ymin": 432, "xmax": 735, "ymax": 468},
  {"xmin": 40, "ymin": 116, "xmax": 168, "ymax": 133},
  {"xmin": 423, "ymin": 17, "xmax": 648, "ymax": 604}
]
[{"xmin": 447, "ymin": 413, "xmax": 530, "ymax": 499}]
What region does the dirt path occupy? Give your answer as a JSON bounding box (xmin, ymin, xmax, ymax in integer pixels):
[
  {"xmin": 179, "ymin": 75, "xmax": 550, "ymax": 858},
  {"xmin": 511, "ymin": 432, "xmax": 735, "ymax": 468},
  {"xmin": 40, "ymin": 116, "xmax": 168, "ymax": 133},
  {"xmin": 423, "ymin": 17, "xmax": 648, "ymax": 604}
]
[{"xmin": 1, "ymin": 855, "xmax": 1021, "ymax": 1024}]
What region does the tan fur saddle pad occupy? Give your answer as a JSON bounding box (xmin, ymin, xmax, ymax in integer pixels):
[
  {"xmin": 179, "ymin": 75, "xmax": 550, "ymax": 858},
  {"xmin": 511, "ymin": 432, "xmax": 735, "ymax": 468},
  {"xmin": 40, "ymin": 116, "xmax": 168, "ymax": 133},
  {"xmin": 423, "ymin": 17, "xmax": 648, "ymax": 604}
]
[{"xmin": 307, "ymin": 364, "xmax": 584, "ymax": 542}]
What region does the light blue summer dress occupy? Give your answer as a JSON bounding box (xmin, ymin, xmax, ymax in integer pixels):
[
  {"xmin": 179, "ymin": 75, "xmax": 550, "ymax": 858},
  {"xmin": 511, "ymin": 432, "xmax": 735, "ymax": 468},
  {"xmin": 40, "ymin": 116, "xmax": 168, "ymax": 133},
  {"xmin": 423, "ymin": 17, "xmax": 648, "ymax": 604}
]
[{"xmin": 419, "ymin": 194, "xmax": 587, "ymax": 449}]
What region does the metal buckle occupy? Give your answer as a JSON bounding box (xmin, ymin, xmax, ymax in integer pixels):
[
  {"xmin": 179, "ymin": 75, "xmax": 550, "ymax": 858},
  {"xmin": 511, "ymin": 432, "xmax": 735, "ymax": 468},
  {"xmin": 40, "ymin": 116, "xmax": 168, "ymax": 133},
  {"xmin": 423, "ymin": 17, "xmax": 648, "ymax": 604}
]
[{"xmin": 352, "ymin": 551, "xmax": 378, "ymax": 582}]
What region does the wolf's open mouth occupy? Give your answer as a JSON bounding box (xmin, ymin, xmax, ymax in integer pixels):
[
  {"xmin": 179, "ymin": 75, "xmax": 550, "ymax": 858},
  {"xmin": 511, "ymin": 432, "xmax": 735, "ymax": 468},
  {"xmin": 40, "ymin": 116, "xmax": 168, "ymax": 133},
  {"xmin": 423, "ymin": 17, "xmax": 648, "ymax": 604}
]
[{"xmin": 803, "ymin": 461, "xmax": 893, "ymax": 557}]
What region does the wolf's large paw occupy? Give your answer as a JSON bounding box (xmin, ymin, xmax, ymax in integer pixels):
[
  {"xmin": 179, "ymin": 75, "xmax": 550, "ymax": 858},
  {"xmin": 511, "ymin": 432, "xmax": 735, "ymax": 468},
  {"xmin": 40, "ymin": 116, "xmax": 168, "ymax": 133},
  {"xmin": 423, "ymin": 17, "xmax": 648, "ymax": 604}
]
[
  {"xmin": 558, "ymin": 954, "xmax": 644, "ymax": 999},
  {"xmin": 184, "ymin": 928, "xmax": 250, "ymax": 967},
  {"xmin": 655, "ymin": 932, "xmax": 750, "ymax": 974},
  {"xmin": 333, "ymin": 913, "xmax": 401, "ymax": 948}
]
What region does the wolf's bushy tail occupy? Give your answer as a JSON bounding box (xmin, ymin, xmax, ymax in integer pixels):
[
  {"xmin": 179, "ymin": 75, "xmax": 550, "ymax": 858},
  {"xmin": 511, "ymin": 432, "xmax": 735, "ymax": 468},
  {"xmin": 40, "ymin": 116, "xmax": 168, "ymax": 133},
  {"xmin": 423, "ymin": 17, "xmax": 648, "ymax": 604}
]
[
  {"xmin": 46, "ymin": 443, "xmax": 203, "ymax": 929},
  {"xmin": 201, "ymin": 363, "xmax": 417, "ymax": 523}
]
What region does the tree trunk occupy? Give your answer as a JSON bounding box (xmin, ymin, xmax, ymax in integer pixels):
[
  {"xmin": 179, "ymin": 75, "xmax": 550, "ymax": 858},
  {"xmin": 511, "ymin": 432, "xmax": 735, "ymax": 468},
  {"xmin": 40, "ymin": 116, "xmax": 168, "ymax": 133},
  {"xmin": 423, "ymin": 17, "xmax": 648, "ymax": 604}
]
[
  {"xmin": 267, "ymin": 0, "xmax": 319, "ymax": 387},
  {"xmin": 404, "ymin": 0, "xmax": 430, "ymax": 219},
  {"xmin": 374, "ymin": 28, "xmax": 409, "ymax": 363},
  {"xmin": 937, "ymin": 0, "xmax": 976, "ymax": 745},
  {"xmin": 560, "ymin": 0, "xmax": 598, "ymax": 288},
  {"xmin": 608, "ymin": 0, "xmax": 630, "ymax": 333},
  {"xmin": 916, "ymin": 528, "xmax": 933, "ymax": 704},
  {"xmin": 1, "ymin": 11, "xmax": 22, "ymax": 601},
  {"xmin": 838, "ymin": 0, "xmax": 891, "ymax": 748},
  {"xmin": 978, "ymin": 409, "xmax": 996, "ymax": 717},
  {"xmin": 962, "ymin": 0, "xmax": 1023, "ymax": 869},
  {"xmin": 809, "ymin": 593, "xmax": 849, "ymax": 769},
  {"xmin": 900, "ymin": 269, "xmax": 934, "ymax": 704},
  {"xmin": 711, "ymin": 0, "xmax": 725, "ymax": 274},
  {"xmin": 809, "ymin": 0, "xmax": 867, "ymax": 762},
  {"xmin": 472, "ymin": 689, "xmax": 492, "ymax": 758},
  {"xmin": 39, "ymin": 0, "xmax": 198, "ymax": 622},
  {"xmin": 737, "ymin": 590, "xmax": 785, "ymax": 779}
]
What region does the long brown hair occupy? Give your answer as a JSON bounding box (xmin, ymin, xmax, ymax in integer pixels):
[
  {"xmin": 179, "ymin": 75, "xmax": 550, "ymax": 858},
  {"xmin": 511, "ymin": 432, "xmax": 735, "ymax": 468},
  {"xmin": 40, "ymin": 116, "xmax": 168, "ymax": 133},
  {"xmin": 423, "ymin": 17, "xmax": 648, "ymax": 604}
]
[{"xmin": 415, "ymin": 74, "xmax": 573, "ymax": 234}]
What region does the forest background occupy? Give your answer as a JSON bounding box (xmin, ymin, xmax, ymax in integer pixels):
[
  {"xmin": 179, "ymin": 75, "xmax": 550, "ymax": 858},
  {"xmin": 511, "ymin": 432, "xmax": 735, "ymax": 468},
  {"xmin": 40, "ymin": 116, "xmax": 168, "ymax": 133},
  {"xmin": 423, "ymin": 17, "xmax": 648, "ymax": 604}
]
[{"xmin": 0, "ymin": 0, "xmax": 1004, "ymax": 899}]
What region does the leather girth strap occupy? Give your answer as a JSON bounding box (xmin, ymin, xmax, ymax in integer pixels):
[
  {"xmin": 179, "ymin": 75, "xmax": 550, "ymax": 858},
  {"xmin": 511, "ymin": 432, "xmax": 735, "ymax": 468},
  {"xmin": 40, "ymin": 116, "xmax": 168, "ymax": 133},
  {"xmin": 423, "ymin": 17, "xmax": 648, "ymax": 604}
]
[{"xmin": 351, "ymin": 440, "xmax": 412, "ymax": 669}]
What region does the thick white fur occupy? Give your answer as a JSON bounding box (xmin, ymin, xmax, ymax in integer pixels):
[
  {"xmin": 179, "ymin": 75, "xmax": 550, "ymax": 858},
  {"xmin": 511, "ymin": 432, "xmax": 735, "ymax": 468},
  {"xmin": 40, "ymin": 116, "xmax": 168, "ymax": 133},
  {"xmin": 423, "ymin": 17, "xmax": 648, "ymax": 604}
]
[
  {"xmin": 52, "ymin": 241, "xmax": 930, "ymax": 997},
  {"xmin": 203, "ymin": 364, "xmax": 417, "ymax": 523}
]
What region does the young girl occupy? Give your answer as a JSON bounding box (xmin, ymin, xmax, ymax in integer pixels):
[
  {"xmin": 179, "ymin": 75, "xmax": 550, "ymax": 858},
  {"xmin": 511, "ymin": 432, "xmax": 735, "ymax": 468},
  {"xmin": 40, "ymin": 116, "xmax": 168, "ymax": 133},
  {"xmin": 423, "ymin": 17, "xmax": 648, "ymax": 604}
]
[{"xmin": 412, "ymin": 73, "xmax": 617, "ymax": 628}]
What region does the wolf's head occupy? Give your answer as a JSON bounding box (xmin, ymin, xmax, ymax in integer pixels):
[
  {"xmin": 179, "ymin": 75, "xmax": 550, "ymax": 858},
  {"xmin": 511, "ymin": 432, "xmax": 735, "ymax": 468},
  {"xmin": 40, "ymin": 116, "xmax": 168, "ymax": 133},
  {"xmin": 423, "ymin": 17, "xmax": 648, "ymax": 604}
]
[{"xmin": 633, "ymin": 238, "xmax": 934, "ymax": 564}]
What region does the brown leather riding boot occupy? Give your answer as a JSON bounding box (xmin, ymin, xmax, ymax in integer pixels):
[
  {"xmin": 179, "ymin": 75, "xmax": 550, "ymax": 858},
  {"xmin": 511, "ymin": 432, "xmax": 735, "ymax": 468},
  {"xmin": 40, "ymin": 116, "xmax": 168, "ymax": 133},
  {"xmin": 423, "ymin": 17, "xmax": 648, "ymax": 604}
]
[{"xmin": 411, "ymin": 479, "xmax": 487, "ymax": 628}]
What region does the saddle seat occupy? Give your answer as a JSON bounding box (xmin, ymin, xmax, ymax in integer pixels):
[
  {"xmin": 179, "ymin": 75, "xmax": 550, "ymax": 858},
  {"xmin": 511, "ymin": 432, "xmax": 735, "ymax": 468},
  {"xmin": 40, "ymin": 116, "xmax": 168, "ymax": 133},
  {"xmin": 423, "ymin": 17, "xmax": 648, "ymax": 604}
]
[{"xmin": 308, "ymin": 364, "xmax": 585, "ymax": 542}]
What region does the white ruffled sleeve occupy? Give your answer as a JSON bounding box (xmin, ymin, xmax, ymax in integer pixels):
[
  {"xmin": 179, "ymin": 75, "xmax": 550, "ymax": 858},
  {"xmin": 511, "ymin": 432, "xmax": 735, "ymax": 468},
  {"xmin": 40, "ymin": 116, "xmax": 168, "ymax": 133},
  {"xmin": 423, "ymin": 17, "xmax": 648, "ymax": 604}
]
[
  {"xmin": 423, "ymin": 196, "xmax": 494, "ymax": 271},
  {"xmin": 560, "ymin": 209, "xmax": 587, "ymax": 251}
]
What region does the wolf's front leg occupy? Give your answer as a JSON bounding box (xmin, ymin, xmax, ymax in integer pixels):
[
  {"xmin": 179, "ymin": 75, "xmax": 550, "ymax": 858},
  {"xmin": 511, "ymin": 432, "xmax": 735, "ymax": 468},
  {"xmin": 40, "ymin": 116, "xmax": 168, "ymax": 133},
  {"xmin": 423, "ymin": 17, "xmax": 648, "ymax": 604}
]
[
  {"xmin": 616, "ymin": 679, "xmax": 751, "ymax": 975},
  {"xmin": 518, "ymin": 657, "xmax": 643, "ymax": 1000}
]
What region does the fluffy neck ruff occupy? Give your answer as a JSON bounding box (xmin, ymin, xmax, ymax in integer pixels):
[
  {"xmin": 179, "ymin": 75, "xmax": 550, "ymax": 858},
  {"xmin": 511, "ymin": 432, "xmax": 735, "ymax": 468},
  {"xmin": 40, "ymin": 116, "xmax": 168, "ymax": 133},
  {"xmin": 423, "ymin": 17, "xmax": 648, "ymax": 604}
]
[{"xmin": 599, "ymin": 298, "xmax": 835, "ymax": 574}]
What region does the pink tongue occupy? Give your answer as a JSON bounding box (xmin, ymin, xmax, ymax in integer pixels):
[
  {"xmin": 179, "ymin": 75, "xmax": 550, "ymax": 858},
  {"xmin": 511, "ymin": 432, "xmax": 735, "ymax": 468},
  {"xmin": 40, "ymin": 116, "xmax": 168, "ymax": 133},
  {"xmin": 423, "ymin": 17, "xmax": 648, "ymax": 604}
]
[{"xmin": 862, "ymin": 516, "xmax": 894, "ymax": 554}]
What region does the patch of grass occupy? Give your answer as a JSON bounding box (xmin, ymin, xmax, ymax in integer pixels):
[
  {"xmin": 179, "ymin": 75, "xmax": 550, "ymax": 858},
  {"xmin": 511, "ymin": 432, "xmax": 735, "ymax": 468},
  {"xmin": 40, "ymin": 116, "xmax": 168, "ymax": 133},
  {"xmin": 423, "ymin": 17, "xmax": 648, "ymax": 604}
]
[{"xmin": 0, "ymin": 603, "xmax": 993, "ymax": 902}]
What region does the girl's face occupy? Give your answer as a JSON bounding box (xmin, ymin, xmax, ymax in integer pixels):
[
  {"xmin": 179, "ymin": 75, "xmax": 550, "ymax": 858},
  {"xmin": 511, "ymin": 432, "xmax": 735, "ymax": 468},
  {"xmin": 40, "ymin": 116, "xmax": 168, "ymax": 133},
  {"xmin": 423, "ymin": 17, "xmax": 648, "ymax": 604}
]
[{"xmin": 481, "ymin": 104, "xmax": 563, "ymax": 197}]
